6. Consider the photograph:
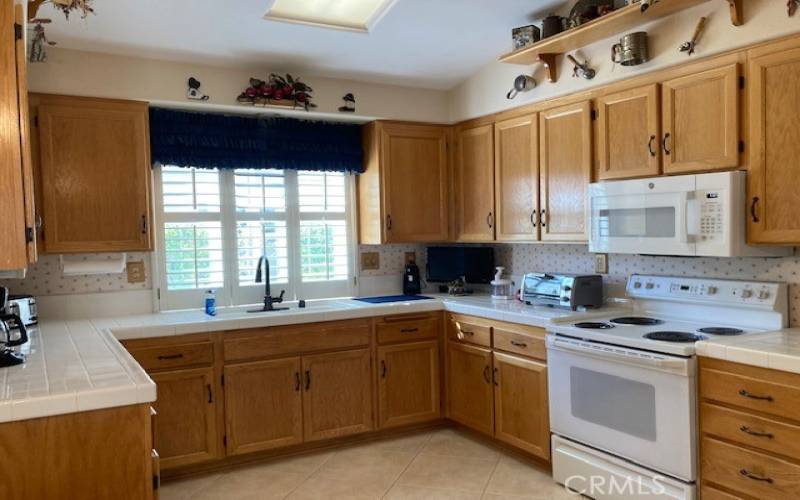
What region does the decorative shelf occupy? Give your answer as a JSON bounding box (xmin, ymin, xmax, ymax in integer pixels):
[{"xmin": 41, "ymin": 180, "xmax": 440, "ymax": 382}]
[{"xmin": 499, "ymin": 0, "xmax": 742, "ymax": 82}]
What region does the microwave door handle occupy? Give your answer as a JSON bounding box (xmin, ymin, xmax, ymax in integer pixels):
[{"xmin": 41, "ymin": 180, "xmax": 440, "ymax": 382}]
[{"xmin": 676, "ymin": 192, "xmax": 690, "ymax": 243}]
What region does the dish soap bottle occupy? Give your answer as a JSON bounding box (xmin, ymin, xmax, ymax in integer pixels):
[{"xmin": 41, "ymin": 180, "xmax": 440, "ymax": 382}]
[
  {"xmin": 204, "ymin": 290, "xmax": 216, "ymax": 316},
  {"xmin": 490, "ymin": 267, "xmax": 513, "ymax": 300}
]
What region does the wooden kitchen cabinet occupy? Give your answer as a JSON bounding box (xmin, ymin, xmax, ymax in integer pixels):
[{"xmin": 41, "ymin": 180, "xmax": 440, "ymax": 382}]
[
  {"xmin": 302, "ymin": 348, "xmax": 373, "ymax": 442},
  {"xmin": 595, "ymin": 84, "xmax": 661, "ymax": 180},
  {"xmin": 493, "ymin": 352, "xmax": 549, "ymax": 460},
  {"xmin": 377, "ymin": 340, "xmax": 440, "ymax": 429},
  {"xmin": 539, "ymin": 101, "xmax": 592, "ymax": 242},
  {"xmin": 454, "ymin": 123, "xmax": 495, "ymax": 241},
  {"xmin": 358, "ymin": 121, "xmax": 449, "ymax": 243},
  {"xmin": 494, "ymin": 114, "xmax": 539, "ymax": 241},
  {"xmin": 33, "ymin": 94, "xmax": 153, "ymax": 253},
  {"xmin": 149, "ymin": 367, "xmax": 218, "ymax": 469},
  {"xmin": 446, "ymin": 341, "xmax": 494, "ymax": 435},
  {"xmin": 746, "ymin": 38, "xmax": 800, "ymax": 244},
  {"xmin": 661, "ymin": 64, "xmax": 740, "ymax": 174},
  {"xmin": 224, "ymin": 357, "xmax": 303, "ymax": 455},
  {"xmin": 0, "ymin": 3, "xmax": 36, "ymax": 270}
]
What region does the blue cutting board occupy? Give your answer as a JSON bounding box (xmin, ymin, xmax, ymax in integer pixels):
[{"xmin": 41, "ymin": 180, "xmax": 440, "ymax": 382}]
[{"xmin": 354, "ymin": 295, "xmax": 433, "ymax": 304}]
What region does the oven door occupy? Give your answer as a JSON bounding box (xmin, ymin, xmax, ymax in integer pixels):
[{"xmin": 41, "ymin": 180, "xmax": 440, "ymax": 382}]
[
  {"xmin": 589, "ymin": 176, "xmax": 697, "ymax": 256},
  {"xmin": 546, "ymin": 335, "xmax": 696, "ymax": 482}
]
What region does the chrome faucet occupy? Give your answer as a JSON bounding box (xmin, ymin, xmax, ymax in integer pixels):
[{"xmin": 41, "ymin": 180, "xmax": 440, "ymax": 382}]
[{"xmin": 251, "ymin": 256, "xmax": 287, "ymax": 312}]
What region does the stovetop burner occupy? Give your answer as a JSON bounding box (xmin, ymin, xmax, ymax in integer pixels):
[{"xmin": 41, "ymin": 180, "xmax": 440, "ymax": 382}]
[
  {"xmin": 574, "ymin": 322, "xmax": 615, "ymax": 330},
  {"xmin": 644, "ymin": 331, "xmax": 706, "ymax": 343},
  {"xmin": 611, "ymin": 317, "xmax": 664, "ymax": 326},
  {"xmin": 697, "ymin": 327, "xmax": 745, "ymax": 336}
]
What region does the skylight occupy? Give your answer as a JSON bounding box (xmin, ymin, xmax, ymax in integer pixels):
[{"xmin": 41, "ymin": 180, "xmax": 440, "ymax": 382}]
[{"xmin": 264, "ymin": 0, "xmax": 397, "ymax": 32}]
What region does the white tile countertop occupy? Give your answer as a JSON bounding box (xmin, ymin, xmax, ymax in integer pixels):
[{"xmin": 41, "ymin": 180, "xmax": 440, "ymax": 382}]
[
  {"xmin": 0, "ymin": 294, "xmax": 627, "ymax": 424},
  {"xmin": 697, "ymin": 329, "xmax": 800, "ymax": 374}
]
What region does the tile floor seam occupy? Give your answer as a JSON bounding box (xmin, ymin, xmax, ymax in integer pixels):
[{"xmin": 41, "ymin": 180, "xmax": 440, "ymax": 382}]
[
  {"xmin": 281, "ymin": 451, "xmax": 337, "ymax": 499},
  {"xmin": 379, "ymin": 433, "xmax": 433, "ymax": 499},
  {"xmin": 479, "ymin": 455, "xmax": 503, "ymax": 499}
]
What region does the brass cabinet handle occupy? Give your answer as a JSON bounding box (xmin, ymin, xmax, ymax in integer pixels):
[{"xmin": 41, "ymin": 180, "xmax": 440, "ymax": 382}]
[
  {"xmin": 740, "ymin": 426, "xmax": 774, "ymax": 439},
  {"xmin": 206, "ymin": 384, "xmax": 213, "ymax": 404},
  {"xmin": 400, "ymin": 328, "xmax": 419, "ymax": 333},
  {"xmin": 540, "ymin": 209, "xmax": 547, "ymax": 227},
  {"xmin": 750, "ymin": 197, "xmax": 760, "ymax": 223},
  {"xmin": 510, "ymin": 340, "xmax": 528, "ymax": 348},
  {"xmin": 141, "ymin": 215, "xmax": 148, "ymax": 234},
  {"xmin": 483, "ymin": 365, "xmax": 491, "ymax": 384},
  {"xmin": 492, "ymin": 367, "xmax": 499, "ymax": 386},
  {"xmin": 294, "ymin": 372, "xmax": 301, "ymax": 392},
  {"xmin": 530, "ymin": 210, "xmax": 538, "ymax": 228},
  {"xmin": 157, "ymin": 354, "xmax": 183, "ymax": 360},
  {"xmin": 386, "ymin": 214, "xmax": 392, "ymax": 230},
  {"xmin": 739, "ymin": 389, "xmax": 774, "ymax": 401},
  {"xmin": 459, "ymin": 330, "xmax": 475, "ymax": 337},
  {"xmin": 662, "ymin": 133, "xmax": 672, "ymax": 155},
  {"xmin": 381, "ymin": 360, "xmax": 387, "ymax": 379},
  {"xmin": 305, "ymin": 370, "xmax": 311, "ymax": 391},
  {"xmin": 648, "ymin": 135, "xmax": 657, "ymax": 157},
  {"xmin": 486, "ymin": 212, "xmax": 494, "ymax": 229},
  {"xmin": 740, "ymin": 469, "xmax": 773, "ymax": 483}
]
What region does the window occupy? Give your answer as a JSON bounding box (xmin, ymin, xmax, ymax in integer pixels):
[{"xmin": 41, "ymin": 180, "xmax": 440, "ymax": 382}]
[{"xmin": 155, "ymin": 166, "xmax": 356, "ymax": 310}]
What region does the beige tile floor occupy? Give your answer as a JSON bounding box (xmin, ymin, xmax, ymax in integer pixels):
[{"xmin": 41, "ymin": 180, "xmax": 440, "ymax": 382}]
[{"xmin": 160, "ymin": 428, "xmax": 575, "ymax": 500}]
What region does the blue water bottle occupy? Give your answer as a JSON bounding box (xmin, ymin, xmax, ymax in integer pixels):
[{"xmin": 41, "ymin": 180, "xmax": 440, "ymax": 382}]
[{"xmin": 204, "ymin": 290, "xmax": 216, "ymax": 316}]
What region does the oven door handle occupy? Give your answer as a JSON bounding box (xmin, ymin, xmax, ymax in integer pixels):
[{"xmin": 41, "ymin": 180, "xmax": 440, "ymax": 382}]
[{"xmin": 547, "ymin": 336, "xmax": 691, "ymax": 374}]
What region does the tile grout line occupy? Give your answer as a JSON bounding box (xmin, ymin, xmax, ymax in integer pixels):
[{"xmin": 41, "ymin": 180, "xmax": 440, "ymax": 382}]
[
  {"xmin": 282, "ymin": 450, "xmax": 338, "ymax": 499},
  {"xmin": 479, "ymin": 449, "xmax": 503, "ymax": 500},
  {"xmin": 380, "ymin": 431, "xmax": 436, "ymax": 499}
]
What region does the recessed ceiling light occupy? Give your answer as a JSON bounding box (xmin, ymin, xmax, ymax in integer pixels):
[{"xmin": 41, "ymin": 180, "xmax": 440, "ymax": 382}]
[{"xmin": 264, "ymin": 0, "xmax": 397, "ymax": 33}]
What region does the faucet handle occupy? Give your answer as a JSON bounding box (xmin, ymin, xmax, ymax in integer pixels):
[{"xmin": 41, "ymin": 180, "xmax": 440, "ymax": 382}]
[{"xmin": 276, "ymin": 290, "xmax": 285, "ymax": 303}]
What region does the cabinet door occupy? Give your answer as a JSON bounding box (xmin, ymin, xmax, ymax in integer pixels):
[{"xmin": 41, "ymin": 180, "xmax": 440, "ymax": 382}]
[
  {"xmin": 662, "ymin": 64, "xmax": 740, "ymax": 174},
  {"xmin": 595, "ymin": 84, "xmax": 660, "ymax": 180},
  {"xmin": 747, "ymin": 40, "xmax": 800, "ymax": 244},
  {"xmin": 0, "ymin": 2, "xmax": 28, "ymax": 270},
  {"xmin": 446, "ymin": 341, "xmax": 494, "ymax": 435},
  {"xmin": 539, "ymin": 101, "xmax": 592, "ymax": 242},
  {"xmin": 14, "ymin": 5, "xmax": 36, "ymax": 264},
  {"xmin": 494, "ymin": 114, "xmax": 539, "ymax": 241},
  {"xmin": 150, "ymin": 367, "xmax": 218, "ymax": 469},
  {"xmin": 381, "ymin": 123, "xmax": 449, "ymax": 242},
  {"xmin": 377, "ymin": 341, "xmax": 440, "ymax": 429},
  {"xmin": 224, "ymin": 358, "xmax": 303, "ymax": 456},
  {"xmin": 302, "ymin": 349, "xmax": 373, "ymax": 442},
  {"xmin": 455, "ymin": 123, "xmax": 495, "ymax": 241},
  {"xmin": 493, "ymin": 352, "xmax": 550, "ymax": 460},
  {"xmin": 37, "ymin": 96, "xmax": 153, "ymax": 252}
]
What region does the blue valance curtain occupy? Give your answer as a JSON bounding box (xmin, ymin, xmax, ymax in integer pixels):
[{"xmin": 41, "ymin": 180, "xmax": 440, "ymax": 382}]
[{"xmin": 149, "ymin": 108, "xmax": 364, "ymax": 173}]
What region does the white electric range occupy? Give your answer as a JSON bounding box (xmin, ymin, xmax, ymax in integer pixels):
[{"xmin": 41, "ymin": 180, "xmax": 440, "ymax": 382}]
[{"xmin": 546, "ymin": 274, "xmax": 788, "ymax": 500}]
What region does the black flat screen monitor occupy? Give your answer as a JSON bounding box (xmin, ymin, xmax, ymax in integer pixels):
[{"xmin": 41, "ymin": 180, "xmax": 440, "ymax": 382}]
[{"xmin": 426, "ymin": 246, "xmax": 494, "ymax": 284}]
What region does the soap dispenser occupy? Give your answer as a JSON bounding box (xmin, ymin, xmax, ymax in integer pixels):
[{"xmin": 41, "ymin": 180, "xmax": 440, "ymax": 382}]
[{"xmin": 490, "ymin": 267, "xmax": 513, "ymax": 300}]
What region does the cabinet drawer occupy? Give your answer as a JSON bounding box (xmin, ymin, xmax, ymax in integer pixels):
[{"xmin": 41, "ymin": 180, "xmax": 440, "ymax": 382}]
[
  {"xmin": 377, "ymin": 315, "xmax": 439, "ymax": 345},
  {"xmin": 224, "ymin": 320, "xmax": 371, "ymax": 362},
  {"xmin": 700, "ymin": 484, "xmax": 745, "ymax": 500},
  {"xmin": 701, "ymin": 437, "xmax": 800, "ymax": 500},
  {"xmin": 128, "ymin": 342, "xmax": 214, "ymax": 371},
  {"xmin": 700, "ymin": 363, "xmax": 800, "ymax": 421},
  {"xmin": 702, "ymin": 403, "xmax": 800, "ymax": 461},
  {"xmin": 447, "ymin": 317, "xmax": 491, "ymax": 348},
  {"xmin": 493, "ymin": 326, "xmax": 546, "ymax": 361}
]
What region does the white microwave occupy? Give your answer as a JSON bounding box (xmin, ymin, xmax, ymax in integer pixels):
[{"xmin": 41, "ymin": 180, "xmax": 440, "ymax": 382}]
[{"xmin": 588, "ymin": 171, "xmax": 790, "ymax": 257}]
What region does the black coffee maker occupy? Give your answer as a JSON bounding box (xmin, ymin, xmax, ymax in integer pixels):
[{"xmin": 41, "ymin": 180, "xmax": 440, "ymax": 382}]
[
  {"xmin": 0, "ymin": 287, "xmax": 28, "ymax": 368},
  {"xmin": 403, "ymin": 263, "xmax": 422, "ymax": 295}
]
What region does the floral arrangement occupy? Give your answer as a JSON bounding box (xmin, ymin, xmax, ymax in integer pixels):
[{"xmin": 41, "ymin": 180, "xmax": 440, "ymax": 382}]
[{"xmin": 237, "ymin": 74, "xmax": 317, "ymax": 111}]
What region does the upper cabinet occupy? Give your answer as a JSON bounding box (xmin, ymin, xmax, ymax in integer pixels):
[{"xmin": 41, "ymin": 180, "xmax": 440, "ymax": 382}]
[
  {"xmin": 32, "ymin": 94, "xmax": 153, "ymax": 253},
  {"xmin": 0, "ymin": 3, "xmax": 36, "ymax": 270},
  {"xmin": 746, "ymin": 38, "xmax": 800, "ymax": 245},
  {"xmin": 494, "ymin": 115, "xmax": 539, "ymax": 242},
  {"xmin": 358, "ymin": 122, "xmax": 449, "ymax": 244},
  {"xmin": 539, "ymin": 101, "xmax": 592, "ymax": 242},
  {"xmin": 595, "ymin": 84, "xmax": 660, "ymax": 180},
  {"xmin": 454, "ymin": 123, "xmax": 495, "ymax": 242},
  {"xmin": 661, "ymin": 64, "xmax": 740, "ymax": 174}
]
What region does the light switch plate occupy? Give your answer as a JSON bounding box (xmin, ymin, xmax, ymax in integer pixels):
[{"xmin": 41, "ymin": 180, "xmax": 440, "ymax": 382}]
[
  {"xmin": 126, "ymin": 261, "xmax": 146, "ymax": 283},
  {"xmin": 360, "ymin": 252, "xmax": 380, "ymax": 271},
  {"xmin": 404, "ymin": 252, "xmax": 416, "ymax": 265},
  {"xmin": 594, "ymin": 253, "xmax": 608, "ymax": 274}
]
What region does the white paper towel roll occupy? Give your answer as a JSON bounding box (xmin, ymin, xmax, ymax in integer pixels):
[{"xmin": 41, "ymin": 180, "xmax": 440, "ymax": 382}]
[{"xmin": 60, "ymin": 253, "xmax": 127, "ymax": 276}]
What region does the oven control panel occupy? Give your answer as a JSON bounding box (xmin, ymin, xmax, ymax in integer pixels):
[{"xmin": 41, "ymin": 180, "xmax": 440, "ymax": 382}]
[{"xmin": 627, "ymin": 275, "xmax": 784, "ymax": 307}]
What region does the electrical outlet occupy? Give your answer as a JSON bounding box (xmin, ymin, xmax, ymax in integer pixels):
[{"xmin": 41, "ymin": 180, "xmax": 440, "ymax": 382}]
[
  {"xmin": 126, "ymin": 261, "xmax": 146, "ymax": 283},
  {"xmin": 360, "ymin": 252, "xmax": 380, "ymax": 271},
  {"xmin": 594, "ymin": 253, "xmax": 609, "ymax": 274},
  {"xmin": 404, "ymin": 252, "xmax": 417, "ymax": 265}
]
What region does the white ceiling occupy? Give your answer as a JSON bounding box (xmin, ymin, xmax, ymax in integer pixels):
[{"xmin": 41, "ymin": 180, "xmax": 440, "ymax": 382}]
[{"xmin": 38, "ymin": 0, "xmax": 565, "ymax": 90}]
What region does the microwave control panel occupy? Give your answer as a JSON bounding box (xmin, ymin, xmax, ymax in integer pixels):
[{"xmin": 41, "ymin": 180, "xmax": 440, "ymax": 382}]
[{"xmin": 699, "ymin": 191, "xmax": 724, "ymax": 240}]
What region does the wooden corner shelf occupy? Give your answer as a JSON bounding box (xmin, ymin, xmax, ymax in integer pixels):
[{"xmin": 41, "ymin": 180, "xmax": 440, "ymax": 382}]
[{"xmin": 498, "ymin": 0, "xmax": 740, "ymax": 79}]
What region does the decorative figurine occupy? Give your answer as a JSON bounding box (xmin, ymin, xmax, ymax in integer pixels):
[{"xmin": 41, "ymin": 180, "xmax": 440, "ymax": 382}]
[
  {"xmin": 679, "ymin": 17, "xmax": 707, "ymax": 56},
  {"xmin": 186, "ymin": 77, "xmax": 210, "ymax": 101},
  {"xmin": 338, "ymin": 93, "xmax": 356, "ymax": 112},
  {"xmin": 29, "ymin": 20, "xmax": 55, "ymax": 63},
  {"xmin": 567, "ymin": 54, "xmax": 596, "ymax": 79},
  {"xmin": 789, "ymin": 0, "xmax": 799, "ymax": 17}
]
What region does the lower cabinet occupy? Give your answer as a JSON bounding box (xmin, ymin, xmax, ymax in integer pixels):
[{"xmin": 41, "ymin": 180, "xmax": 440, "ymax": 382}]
[
  {"xmin": 493, "ymin": 352, "xmax": 549, "ymax": 458},
  {"xmin": 149, "ymin": 367, "xmax": 218, "ymax": 470},
  {"xmin": 377, "ymin": 340, "xmax": 440, "ymax": 428},
  {"xmin": 224, "ymin": 357, "xmax": 304, "ymax": 456},
  {"xmin": 302, "ymin": 348, "xmax": 374, "ymax": 441},
  {"xmin": 446, "ymin": 341, "xmax": 495, "ymax": 435}
]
